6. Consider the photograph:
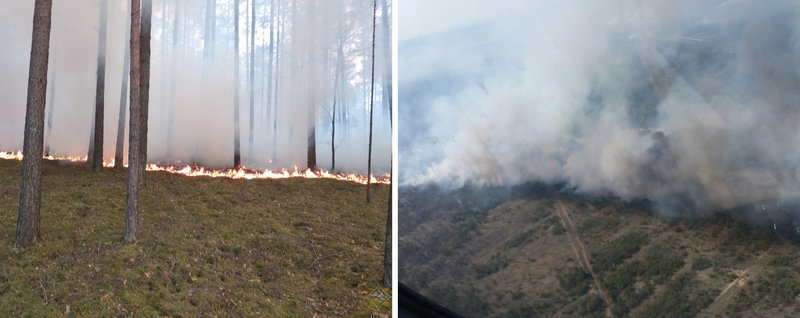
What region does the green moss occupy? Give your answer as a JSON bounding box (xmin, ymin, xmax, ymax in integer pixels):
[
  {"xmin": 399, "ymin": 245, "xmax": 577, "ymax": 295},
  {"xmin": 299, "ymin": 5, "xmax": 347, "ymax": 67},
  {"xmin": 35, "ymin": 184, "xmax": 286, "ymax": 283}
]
[{"xmin": 0, "ymin": 159, "xmax": 391, "ymax": 317}]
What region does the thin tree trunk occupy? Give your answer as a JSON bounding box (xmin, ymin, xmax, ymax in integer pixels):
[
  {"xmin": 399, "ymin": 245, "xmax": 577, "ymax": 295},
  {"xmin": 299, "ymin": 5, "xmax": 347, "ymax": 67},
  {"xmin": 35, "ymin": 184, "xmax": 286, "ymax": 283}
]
[
  {"xmin": 382, "ymin": 1, "xmax": 393, "ymax": 285},
  {"xmin": 271, "ymin": 2, "xmax": 281, "ymax": 161},
  {"xmin": 331, "ymin": 25, "xmax": 345, "ymax": 172},
  {"xmin": 362, "ymin": 20, "xmax": 369, "ymax": 145},
  {"xmin": 166, "ymin": 0, "xmax": 180, "ymax": 158},
  {"xmin": 331, "ymin": 80, "xmax": 337, "ymax": 171},
  {"xmin": 266, "ymin": 0, "xmax": 274, "ymax": 136},
  {"xmin": 88, "ymin": 110, "xmax": 95, "ymax": 164},
  {"xmin": 260, "ymin": 12, "xmax": 266, "ymax": 129},
  {"xmin": 384, "ymin": 166, "xmax": 392, "ymax": 287},
  {"xmin": 233, "ymin": 0, "xmax": 241, "ymax": 168},
  {"xmin": 45, "ymin": 50, "xmax": 57, "ymax": 157},
  {"xmin": 92, "ymin": 0, "xmax": 109, "ymax": 173},
  {"xmin": 203, "ymin": 0, "xmax": 216, "ymax": 64},
  {"xmin": 306, "ymin": 0, "xmax": 317, "ymax": 171},
  {"xmin": 381, "ymin": 0, "xmax": 391, "ymax": 122},
  {"xmin": 286, "ymin": 0, "xmax": 298, "ymax": 161},
  {"xmin": 159, "ymin": 2, "xmax": 169, "ymax": 136},
  {"xmin": 114, "ymin": 0, "xmax": 132, "ymax": 169},
  {"xmin": 15, "ymin": 0, "xmax": 53, "ymax": 248},
  {"xmin": 248, "ymin": 0, "xmax": 255, "ymax": 159},
  {"xmin": 138, "ymin": 0, "xmax": 152, "ymax": 183},
  {"xmin": 366, "ymin": 0, "xmax": 377, "ymax": 203},
  {"xmin": 124, "ymin": 0, "xmax": 142, "ymax": 244}
]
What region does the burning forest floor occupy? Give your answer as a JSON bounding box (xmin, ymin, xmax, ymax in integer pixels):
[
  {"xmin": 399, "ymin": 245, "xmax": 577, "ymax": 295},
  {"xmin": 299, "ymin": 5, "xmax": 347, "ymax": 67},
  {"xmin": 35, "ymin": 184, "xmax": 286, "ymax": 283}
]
[
  {"xmin": 399, "ymin": 183, "xmax": 800, "ymax": 318},
  {"xmin": 0, "ymin": 158, "xmax": 391, "ymax": 317}
]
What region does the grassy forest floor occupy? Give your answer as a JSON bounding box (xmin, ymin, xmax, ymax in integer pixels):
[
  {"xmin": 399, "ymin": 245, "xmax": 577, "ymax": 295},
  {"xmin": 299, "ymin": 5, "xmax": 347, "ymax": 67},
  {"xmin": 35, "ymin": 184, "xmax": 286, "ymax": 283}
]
[
  {"xmin": 0, "ymin": 158, "xmax": 391, "ymax": 317},
  {"xmin": 400, "ymin": 183, "xmax": 800, "ymax": 318}
]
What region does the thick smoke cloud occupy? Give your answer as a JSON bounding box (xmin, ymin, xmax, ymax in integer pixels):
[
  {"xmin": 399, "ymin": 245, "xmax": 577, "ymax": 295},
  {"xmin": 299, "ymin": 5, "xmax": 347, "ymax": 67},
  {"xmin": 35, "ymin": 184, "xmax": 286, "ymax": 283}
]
[
  {"xmin": 0, "ymin": 0, "xmax": 390, "ymax": 175},
  {"xmin": 400, "ymin": 0, "xmax": 800, "ymax": 213}
]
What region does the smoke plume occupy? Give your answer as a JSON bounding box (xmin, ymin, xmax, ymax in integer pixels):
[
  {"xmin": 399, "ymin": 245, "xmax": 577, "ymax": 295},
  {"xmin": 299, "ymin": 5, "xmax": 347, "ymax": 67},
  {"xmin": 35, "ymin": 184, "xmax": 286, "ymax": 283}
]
[{"xmin": 400, "ymin": 0, "xmax": 800, "ymax": 213}]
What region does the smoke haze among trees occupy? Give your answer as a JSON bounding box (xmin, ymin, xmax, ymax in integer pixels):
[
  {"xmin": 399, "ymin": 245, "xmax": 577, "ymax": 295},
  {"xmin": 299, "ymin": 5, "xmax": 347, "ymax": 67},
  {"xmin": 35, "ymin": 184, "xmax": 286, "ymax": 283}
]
[{"xmin": 0, "ymin": 0, "xmax": 391, "ymax": 175}]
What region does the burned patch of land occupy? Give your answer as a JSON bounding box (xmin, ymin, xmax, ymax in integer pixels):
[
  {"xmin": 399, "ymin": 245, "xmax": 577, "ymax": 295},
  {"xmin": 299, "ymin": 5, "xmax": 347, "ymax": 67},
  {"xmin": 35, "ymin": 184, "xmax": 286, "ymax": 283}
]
[
  {"xmin": 399, "ymin": 183, "xmax": 800, "ymax": 318},
  {"xmin": 0, "ymin": 159, "xmax": 390, "ymax": 317}
]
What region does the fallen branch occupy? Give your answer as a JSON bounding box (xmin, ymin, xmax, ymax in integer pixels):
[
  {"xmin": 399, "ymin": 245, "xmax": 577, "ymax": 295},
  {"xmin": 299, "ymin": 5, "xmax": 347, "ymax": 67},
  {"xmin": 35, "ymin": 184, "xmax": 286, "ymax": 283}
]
[{"xmin": 37, "ymin": 273, "xmax": 48, "ymax": 305}]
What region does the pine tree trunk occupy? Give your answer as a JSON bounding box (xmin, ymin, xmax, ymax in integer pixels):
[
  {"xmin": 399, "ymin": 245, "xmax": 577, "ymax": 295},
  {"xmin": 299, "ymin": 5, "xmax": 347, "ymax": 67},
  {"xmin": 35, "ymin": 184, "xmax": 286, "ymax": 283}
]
[
  {"xmin": 203, "ymin": 0, "xmax": 216, "ymax": 64},
  {"xmin": 88, "ymin": 111, "xmax": 95, "ymax": 164},
  {"xmin": 265, "ymin": 0, "xmax": 274, "ymax": 133},
  {"xmin": 124, "ymin": 0, "xmax": 142, "ymax": 244},
  {"xmin": 233, "ymin": 0, "xmax": 241, "ymax": 168},
  {"xmin": 381, "ymin": 0, "xmax": 391, "ymax": 122},
  {"xmin": 114, "ymin": 0, "xmax": 132, "ymax": 169},
  {"xmin": 331, "ymin": 27, "xmax": 345, "ymax": 172},
  {"xmin": 306, "ymin": 0, "xmax": 317, "ymax": 171},
  {"xmin": 138, "ymin": 0, "xmax": 152, "ymax": 183},
  {"xmin": 92, "ymin": 0, "xmax": 109, "ymax": 173},
  {"xmin": 45, "ymin": 51, "xmax": 57, "ymax": 157},
  {"xmin": 366, "ymin": 0, "xmax": 377, "ymax": 203},
  {"xmin": 166, "ymin": 0, "xmax": 180, "ymax": 159},
  {"xmin": 248, "ymin": 0, "xmax": 255, "ymax": 159},
  {"xmin": 15, "ymin": 0, "xmax": 53, "ymax": 248},
  {"xmin": 260, "ymin": 13, "xmax": 266, "ymax": 129},
  {"xmin": 159, "ymin": 3, "xmax": 169, "ymax": 134},
  {"xmin": 384, "ymin": 169, "xmax": 392, "ymax": 287},
  {"xmin": 271, "ymin": 3, "xmax": 281, "ymax": 161}
]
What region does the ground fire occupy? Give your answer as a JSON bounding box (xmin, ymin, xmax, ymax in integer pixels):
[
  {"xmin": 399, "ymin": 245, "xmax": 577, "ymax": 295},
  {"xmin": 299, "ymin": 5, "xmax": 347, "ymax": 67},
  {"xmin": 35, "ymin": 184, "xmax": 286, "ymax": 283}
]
[{"xmin": 0, "ymin": 151, "xmax": 389, "ymax": 185}]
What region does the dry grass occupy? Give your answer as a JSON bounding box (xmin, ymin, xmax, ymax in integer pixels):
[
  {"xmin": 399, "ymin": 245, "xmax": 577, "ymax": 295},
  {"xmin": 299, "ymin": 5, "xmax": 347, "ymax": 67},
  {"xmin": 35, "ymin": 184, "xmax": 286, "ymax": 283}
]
[{"xmin": 0, "ymin": 158, "xmax": 390, "ymax": 317}]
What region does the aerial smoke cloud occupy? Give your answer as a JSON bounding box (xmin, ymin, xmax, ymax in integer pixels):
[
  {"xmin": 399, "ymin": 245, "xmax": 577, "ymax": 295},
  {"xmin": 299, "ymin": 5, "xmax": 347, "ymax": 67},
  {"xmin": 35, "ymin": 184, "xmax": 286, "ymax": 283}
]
[{"xmin": 400, "ymin": 0, "xmax": 800, "ymax": 213}]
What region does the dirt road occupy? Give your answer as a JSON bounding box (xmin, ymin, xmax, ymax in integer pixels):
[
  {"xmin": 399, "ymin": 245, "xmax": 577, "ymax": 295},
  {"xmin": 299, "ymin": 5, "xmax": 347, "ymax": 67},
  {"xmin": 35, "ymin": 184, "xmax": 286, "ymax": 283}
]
[
  {"xmin": 699, "ymin": 253, "xmax": 769, "ymax": 316},
  {"xmin": 549, "ymin": 188, "xmax": 615, "ymax": 318}
]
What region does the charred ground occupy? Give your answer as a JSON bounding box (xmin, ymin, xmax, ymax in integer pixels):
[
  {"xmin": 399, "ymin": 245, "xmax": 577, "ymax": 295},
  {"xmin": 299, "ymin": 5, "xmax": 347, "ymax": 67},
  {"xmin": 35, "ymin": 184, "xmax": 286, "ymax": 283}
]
[
  {"xmin": 0, "ymin": 158, "xmax": 390, "ymax": 317},
  {"xmin": 399, "ymin": 183, "xmax": 800, "ymax": 318}
]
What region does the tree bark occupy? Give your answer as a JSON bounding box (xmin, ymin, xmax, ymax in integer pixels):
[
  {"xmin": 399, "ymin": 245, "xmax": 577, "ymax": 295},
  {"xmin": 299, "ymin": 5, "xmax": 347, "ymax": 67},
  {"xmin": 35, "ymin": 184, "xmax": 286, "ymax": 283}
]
[
  {"xmin": 16, "ymin": 0, "xmax": 53, "ymax": 248},
  {"xmin": 138, "ymin": 0, "xmax": 152, "ymax": 183},
  {"xmin": 233, "ymin": 0, "xmax": 241, "ymax": 168},
  {"xmin": 124, "ymin": 0, "xmax": 142, "ymax": 244},
  {"xmin": 114, "ymin": 0, "xmax": 132, "ymax": 169},
  {"xmin": 91, "ymin": 0, "xmax": 109, "ymax": 173},
  {"xmin": 366, "ymin": 0, "xmax": 377, "ymax": 203}
]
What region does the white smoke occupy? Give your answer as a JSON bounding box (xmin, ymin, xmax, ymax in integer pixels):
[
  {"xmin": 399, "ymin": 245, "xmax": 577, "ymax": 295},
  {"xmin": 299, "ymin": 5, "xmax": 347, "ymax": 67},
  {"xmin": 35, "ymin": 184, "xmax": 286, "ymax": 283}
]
[
  {"xmin": 0, "ymin": 0, "xmax": 391, "ymax": 175},
  {"xmin": 400, "ymin": 0, "xmax": 800, "ymax": 212}
]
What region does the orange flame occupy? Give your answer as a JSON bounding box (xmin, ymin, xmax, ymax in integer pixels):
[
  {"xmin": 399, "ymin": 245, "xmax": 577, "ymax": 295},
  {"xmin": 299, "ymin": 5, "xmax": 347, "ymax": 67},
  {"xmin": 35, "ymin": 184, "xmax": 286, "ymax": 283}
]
[{"xmin": 1, "ymin": 151, "xmax": 390, "ymax": 185}]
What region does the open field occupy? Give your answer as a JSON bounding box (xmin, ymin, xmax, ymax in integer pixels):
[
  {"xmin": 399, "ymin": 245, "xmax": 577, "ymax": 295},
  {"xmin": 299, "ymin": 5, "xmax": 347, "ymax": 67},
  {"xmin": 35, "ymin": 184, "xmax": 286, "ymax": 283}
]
[
  {"xmin": 0, "ymin": 158, "xmax": 390, "ymax": 317},
  {"xmin": 400, "ymin": 183, "xmax": 800, "ymax": 318}
]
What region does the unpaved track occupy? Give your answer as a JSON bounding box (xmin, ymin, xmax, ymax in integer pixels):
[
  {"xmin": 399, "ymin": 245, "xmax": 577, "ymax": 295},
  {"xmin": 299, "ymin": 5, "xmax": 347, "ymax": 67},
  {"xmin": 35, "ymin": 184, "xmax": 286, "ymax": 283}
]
[
  {"xmin": 548, "ymin": 188, "xmax": 615, "ymax": 318},
  {"xmin": 699, "ymin": 253, "xmax": 769, "ymax": 316}
]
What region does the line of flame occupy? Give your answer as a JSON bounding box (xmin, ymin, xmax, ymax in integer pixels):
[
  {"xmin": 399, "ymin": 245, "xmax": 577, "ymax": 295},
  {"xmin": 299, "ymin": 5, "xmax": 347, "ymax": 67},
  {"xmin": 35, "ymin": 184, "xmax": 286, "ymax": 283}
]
[{"xmin": 0, "ymin": 151, "xmax": 390, "ymax": 185}]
